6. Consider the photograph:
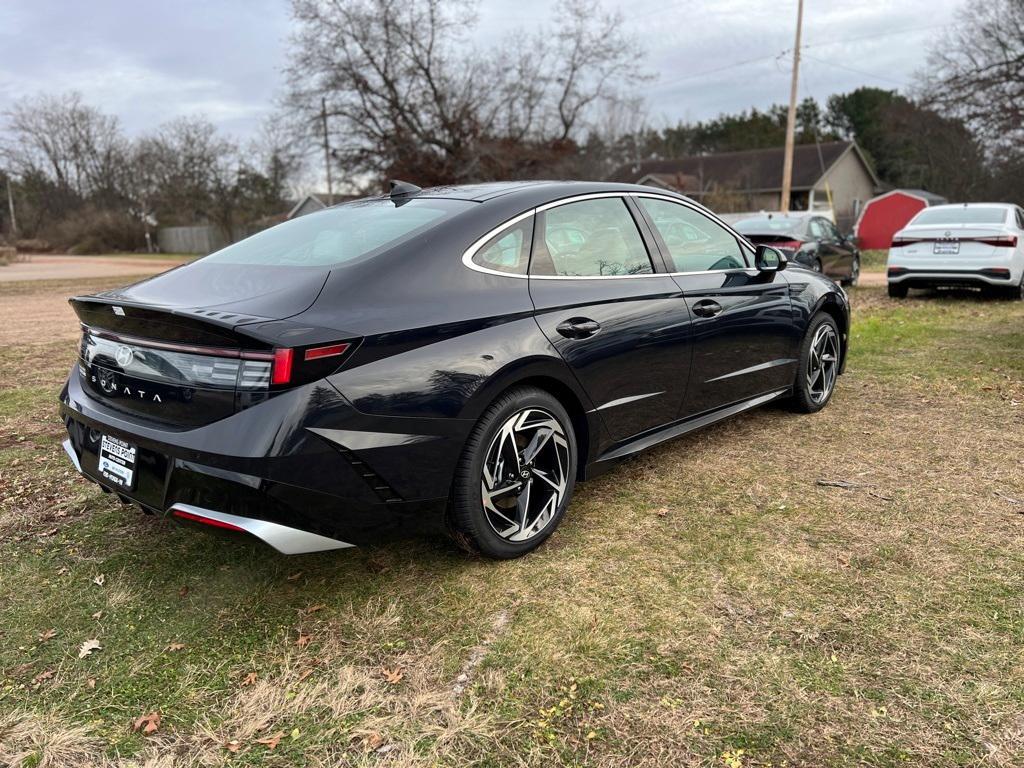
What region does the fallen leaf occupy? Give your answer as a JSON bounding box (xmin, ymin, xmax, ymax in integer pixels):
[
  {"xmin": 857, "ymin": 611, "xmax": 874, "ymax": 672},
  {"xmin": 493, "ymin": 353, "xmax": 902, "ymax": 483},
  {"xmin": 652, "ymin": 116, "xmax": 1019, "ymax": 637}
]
[
  {"xmin": 655, "ymin": 507, "xmax": 669, "ymax": 517},
  {"xmin": 32, "ymin": 669, "xmax": 54, "ymax": 685},
  {"xmin": 297, "ymin": 668, "xmax": 313, "ymax": 683},
  {"xmin": 91, "ymin": 610, "xmax": 103, "ymax": 620},
  {"xmin": 178, "ymin": 585, "xmax": 189, "ymax": 598},
  {"xmin": 92, "ymin": 574, "xmax": 105, "ymax": 587},
  {"xmin": 304, "ymin": 604, "xmax": 326, "ymax": 614},
  {"xmin": 38, "ymin": 628, "xmax": 57, "ymax": 642},
  {"xmin": 224, "ymin": 740, "xmax": 242, "ymax": 753},
  {"xmin": 296, "ymin": 633, "xmax": 311, "ymax": 648},
  {"xmin": 286, "ymin": 571, "xmax": 303, "ymax": 581},
  {"xmin": 290, "ymin": 727, "xmax": 300, "ymax": 740},
  {"xmin": 79, "ymin": 639, "xmax": 101, "ymax": 658},
  {"xmin": 132, "ymin": 711, "xmax": 160, "ymax": 735},
  {"xmin": 86, "ymin": 678, "xmax": 96, "ymax": 689},
  {"xmin": 359, "ymin": 731, "xmax": 385, "ymax": 751},
  {"xmin": 165, "ymin": 642, "xmax": 185, "ymax": 653},
  {"xmin": 380, "ymin": 666, "xmax": 404, "ymax": 685},
  {"xmin": 240, "ymin": 672, "xmax": 258, "ymax": 687},
  {"xmin": 256, "ymin": 731, "xmax": 285, "ymax": 750}
]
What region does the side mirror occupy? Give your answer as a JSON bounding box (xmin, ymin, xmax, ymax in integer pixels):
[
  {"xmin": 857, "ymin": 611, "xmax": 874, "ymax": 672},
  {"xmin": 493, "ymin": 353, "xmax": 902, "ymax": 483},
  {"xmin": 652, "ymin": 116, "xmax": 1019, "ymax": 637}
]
[{"xmin": 755, "ymin": 244, "xmax": 787, "ymax": 272}]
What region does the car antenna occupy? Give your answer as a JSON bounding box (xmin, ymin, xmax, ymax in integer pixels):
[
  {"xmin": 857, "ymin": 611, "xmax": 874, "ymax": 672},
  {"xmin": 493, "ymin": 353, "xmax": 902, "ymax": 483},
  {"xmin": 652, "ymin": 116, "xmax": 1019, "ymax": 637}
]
[{"xmin": 389, "ymin": 180, "xmax": 421, "ymax": 199}]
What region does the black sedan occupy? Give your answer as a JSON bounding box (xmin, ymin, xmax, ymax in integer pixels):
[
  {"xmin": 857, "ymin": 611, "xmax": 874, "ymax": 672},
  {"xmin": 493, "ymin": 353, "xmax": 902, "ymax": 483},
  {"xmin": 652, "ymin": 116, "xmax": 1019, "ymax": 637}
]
[
  {"xmin": 60, "ymin": 181, "xmax": 849, "ymax": 559},
  {"xmin": 734, "ymin": 213, "xmax": 860, "ymax": 286}
]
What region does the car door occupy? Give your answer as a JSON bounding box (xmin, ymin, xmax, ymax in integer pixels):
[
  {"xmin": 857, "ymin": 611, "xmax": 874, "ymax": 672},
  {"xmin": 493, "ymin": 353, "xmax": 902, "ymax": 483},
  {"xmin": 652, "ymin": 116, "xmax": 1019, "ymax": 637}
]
[
  {"xmin": 528, "ymin": 195, "xmax": 694, "ymax": 444},
  {"xmin": 822, "ymin": 218, "xmax": 854, "ymax": 277},
  {"xmin": 633, "ymin": 195, "xmax": 799, "ymax": 418}
]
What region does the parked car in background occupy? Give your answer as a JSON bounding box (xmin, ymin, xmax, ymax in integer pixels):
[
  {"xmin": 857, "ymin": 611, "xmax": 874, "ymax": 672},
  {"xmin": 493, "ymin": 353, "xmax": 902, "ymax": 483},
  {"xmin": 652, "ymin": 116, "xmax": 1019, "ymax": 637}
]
[
  {"xmin": 59, "ymin": 181, "xmax": 849, "ymax": 560},
  {"xmin": 887, "ymin": 203, "xmax": 1024, "ymax": 299},
  {"xmin": 733, "ymin": 213, "xmax": 860, "ymax": 286}
]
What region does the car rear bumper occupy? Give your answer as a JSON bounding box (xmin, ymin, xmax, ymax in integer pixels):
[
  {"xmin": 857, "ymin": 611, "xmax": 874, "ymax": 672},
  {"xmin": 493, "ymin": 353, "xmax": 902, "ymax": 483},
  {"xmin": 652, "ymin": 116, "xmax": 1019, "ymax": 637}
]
[
  {"xmin": 59, "ymin": 367, "xmax": 466, "ymax": 551},
  {"xmin": 887, "ymin": 268, "xmax": 1018, "ymax": 288}
]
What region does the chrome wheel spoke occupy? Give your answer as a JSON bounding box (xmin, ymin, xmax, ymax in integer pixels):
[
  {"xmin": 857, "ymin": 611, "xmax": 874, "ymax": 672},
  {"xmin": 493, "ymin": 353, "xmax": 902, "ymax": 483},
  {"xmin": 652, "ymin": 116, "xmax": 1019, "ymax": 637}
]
[
  {"xmin": 481, "ymin": 407, "xmax": 569, "ymax": 542},
  {"xmin": 806, "ymin": 324, "xmax": 839, "ymax": 404}
]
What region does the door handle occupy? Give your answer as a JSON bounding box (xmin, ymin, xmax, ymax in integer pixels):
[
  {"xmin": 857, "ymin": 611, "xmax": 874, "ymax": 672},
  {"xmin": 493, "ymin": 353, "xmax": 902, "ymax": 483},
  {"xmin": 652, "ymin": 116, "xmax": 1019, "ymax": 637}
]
[
  {"xmin": 556, "ymin": 318, "xmax": 601, "ymax": 339},
  {"xmin": 691, "ymin": 299, "xmax": 723, "ymax": 318}
]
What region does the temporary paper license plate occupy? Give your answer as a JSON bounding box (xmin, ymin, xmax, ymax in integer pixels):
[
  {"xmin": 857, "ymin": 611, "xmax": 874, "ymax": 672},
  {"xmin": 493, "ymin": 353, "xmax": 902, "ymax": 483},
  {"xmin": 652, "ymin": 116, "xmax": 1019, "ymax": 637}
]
[
  {"xmin": 98, "ymin": 435, "xmax": 136, "ymax": 490},
  {"xmin": 933, "ymin": 241, "xmax": 960, "ymax": 255}
]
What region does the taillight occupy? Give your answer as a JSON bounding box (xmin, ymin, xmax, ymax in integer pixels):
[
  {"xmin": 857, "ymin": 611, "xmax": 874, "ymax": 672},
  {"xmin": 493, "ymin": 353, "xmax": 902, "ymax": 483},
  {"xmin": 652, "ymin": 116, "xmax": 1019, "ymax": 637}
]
[
  {"xmin": 774, "ymin": 240, "xmax": 804, "ymax": 252},
  {"xmin": 888, "ymin": 266, "xmax": 908, "ymax": 276},
  {"xmin": 271, "ymin": 348, "xmax": 294, "ymax": 385},
  {"xmin": 270, "ymin": 341, "xmax": 357, "ymax": 387},
  {"xmin": 304, "ymin": 342, "xmax": 350, "ymax": 361},
  {"xmin": 974, "ymin": 235, "xmax": 1017, "ymax": 247},
  {"xmin": 890, "ymin": 237, "xmax": 922, "ymax": 248}
]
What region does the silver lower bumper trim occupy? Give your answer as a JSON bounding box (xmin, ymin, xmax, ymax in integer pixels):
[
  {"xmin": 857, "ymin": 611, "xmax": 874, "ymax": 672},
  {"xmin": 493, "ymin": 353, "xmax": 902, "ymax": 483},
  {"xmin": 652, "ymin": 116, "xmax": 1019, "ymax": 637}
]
[
  {"xmin": 62, "ymin": 438, "xmax": 83, "ymax": 473},
  {"xmin": 168, "ymin": 503, "xmax": 354, "ymax": 555}
]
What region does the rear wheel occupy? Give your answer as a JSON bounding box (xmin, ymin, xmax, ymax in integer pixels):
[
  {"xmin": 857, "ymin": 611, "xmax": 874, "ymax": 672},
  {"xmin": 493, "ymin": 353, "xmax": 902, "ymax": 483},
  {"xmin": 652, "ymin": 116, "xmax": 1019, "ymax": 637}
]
[
  {"xmin": 449, "ymin": 387, "xmax": 577, "ymax": 559},
  {"xmin": 788, "ymin": 313, "xmax": 841, "ymax": 414},
  {"xmin": 1003, "ymin": 277, "xmax": 1024, "ymax": 300},
  {"xmin": 887, "ymin": 283, "xmax": 908, "ymax": 299}
]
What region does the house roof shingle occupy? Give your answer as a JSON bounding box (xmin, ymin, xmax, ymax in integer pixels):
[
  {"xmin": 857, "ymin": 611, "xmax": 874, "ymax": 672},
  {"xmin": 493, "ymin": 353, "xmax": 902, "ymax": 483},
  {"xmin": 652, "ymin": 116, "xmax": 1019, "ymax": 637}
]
[{"xmin": 608, "ymin": 141, "xmax": 866, "ymax": 194}]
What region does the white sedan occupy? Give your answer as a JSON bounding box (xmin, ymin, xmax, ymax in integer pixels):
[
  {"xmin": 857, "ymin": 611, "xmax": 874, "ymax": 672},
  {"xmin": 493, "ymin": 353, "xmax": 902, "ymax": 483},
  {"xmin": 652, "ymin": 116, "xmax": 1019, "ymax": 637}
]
[{"xmin": 886, "ymin": 203, "xmax": 1024, "ymax": 299}]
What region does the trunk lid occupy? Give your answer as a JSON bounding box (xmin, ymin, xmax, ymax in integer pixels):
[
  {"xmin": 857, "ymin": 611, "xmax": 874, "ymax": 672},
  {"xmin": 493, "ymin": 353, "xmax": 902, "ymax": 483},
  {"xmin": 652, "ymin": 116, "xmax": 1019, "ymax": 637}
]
[
  {"xmin": 69, "ymin": 261, "xmax": 332, "ymax": 426},
  {"xmin": 890, "ymin": 224, "xmax": 1014, "ymax": 268}
]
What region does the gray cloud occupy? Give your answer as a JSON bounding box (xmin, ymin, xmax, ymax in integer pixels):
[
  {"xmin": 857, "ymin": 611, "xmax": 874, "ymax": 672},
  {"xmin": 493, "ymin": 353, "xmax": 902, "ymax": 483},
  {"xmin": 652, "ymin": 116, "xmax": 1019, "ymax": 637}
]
[{"xmin": 0, "ymin": 0, "xmax": 964, "ymax": 139}]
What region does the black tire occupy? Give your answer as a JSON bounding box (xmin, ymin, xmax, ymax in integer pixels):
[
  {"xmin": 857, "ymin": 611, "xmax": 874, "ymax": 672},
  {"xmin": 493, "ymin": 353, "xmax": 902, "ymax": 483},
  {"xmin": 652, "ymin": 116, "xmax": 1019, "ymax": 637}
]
[
  {"xmin": 841, "ymin": 257, "xmax": 860, "ymax": 287},
  {"xmin": 787, "ymin": 312, "xmax": 841, "ymax": 414},
  {"xmin": 1002, "ymin": 278, "xmax": 1024, "ymax": 301},
  {"xmin": 888, "ymin": 283, "xmax": 908, "ymax": 299},
  {"xmin": 449, "ymin": 386, "xmax": 577, "ymax": 559}
]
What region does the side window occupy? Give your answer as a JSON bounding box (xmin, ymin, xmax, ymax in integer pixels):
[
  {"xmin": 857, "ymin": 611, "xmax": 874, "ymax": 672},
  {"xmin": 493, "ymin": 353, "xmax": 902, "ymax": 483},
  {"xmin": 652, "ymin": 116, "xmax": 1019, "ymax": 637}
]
[
  {"xmin": 809, "ymin": 219, "xmax": 827, "ymax": 239},
  {"xmin": 1016, "ymin": 208, "xmax": 1024, "ymax": 230},
  {"xmin": 823, "ymin": 220, "xmax": 841, "ymax": 240},
  {"xmin": 532, "ymin": 198, "xmax": 653, "ymax": 277},
  {"xmin": 637, "ymin": 198, "xmax": 747, "ymax": 272},
  {"xmin": 472, "ymin": 218, "xmax": 532, "ymax": 275}
]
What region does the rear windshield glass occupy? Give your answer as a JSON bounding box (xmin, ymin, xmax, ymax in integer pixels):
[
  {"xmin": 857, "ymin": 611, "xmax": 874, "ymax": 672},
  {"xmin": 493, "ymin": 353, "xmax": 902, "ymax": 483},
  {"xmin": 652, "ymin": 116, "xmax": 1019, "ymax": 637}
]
[
  {"xmin": 912, "ymin": 207, "xmax": 1007, "ymax": 225},
  {"xmin": 202, "ymin": 198, "xmax": 473, "ymax": 267},
  {"xmin": 733, "ymin": 217, "xmax": 805, "ymax": 234}
]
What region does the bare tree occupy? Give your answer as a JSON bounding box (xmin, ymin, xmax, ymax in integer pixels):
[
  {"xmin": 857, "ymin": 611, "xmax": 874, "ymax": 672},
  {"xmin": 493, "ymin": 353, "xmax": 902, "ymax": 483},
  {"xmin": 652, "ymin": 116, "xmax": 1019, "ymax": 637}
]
[
  {"xmin": 922, "ymin": 0, "xmax": 1024, "ymax": 148},
  {"xmin": 283, "ymin": 0, "xmax": 648, "ymax": 185}
]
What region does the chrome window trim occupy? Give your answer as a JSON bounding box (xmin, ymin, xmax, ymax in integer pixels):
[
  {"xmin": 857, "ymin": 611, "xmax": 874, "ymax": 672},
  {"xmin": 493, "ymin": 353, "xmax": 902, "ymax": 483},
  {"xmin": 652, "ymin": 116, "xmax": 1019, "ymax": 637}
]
[{"xmin": 461, "ymin": 191, "xmax": 758, "ymax": 280}]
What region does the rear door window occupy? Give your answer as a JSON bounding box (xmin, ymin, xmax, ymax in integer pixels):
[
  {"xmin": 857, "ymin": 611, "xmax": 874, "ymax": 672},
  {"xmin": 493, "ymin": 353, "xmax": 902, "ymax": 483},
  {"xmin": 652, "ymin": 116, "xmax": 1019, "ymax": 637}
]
[
  {"xmin": 637, "ymin": 198, "xmax": 747, "ymax": 272},
  {"xmin": 531, "ymin": 197, "xmax": 653, "ymax": 277}
]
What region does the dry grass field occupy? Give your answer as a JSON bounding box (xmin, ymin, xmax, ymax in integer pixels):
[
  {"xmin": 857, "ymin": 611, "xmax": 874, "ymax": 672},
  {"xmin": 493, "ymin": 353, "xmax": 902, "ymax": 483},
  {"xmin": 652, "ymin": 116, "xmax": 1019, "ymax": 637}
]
[{"xmin": 1, "ymin": 272, "xmax": 1023, "ymax": 767}]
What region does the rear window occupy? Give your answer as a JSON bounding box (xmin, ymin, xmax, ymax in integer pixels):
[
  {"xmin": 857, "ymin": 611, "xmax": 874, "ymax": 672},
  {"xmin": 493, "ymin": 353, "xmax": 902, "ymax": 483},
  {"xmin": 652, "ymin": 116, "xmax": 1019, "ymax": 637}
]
[
  {"xmin": 734, "ymin": 217, "xmax": 805, "ymax": 234},
  {"xmin": 203, "ymin": 198, "xmax": 473, "ymax": 267},
  {"xmin": 912, "ymin": 207, "xmax": 1007, "ymax": 226}
]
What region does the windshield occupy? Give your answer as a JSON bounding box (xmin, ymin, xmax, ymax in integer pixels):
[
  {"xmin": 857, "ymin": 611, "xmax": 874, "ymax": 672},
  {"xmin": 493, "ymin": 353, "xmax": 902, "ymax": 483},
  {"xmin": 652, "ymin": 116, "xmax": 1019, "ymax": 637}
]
[
  {"xmin": 733, "ymin": 217, "xmax": 805, "ymax": 235},
  {"xmin": 912, "ymin": 207, "xmax": 1007, "ymax": 226},
  {"xmin": 202, "ymin": 198, "xmax": 473, "ymax": 268}
]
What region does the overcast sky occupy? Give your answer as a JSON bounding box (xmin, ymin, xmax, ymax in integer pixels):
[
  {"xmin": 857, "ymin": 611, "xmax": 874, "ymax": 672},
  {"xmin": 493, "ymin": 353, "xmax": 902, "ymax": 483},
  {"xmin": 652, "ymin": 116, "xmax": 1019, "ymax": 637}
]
[{"xmin": 0, "ymin": 0, "xmax": 964, "ymax": 139}]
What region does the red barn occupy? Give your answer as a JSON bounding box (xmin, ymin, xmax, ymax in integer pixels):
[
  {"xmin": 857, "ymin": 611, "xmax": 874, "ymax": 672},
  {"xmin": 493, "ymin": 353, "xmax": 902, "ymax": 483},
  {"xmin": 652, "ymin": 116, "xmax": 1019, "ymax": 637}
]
[{"xmin": 854, "ymin": 189, "xmax": 948, "ymax": 249}]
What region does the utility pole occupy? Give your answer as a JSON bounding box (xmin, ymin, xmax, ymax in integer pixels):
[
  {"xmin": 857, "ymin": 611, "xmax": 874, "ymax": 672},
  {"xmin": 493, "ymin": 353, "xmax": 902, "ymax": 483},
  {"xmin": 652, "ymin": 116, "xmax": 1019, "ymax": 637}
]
[
  {"xmin": 780, "ymin": 0, "xmax": 804, "ymax": 213},
  {"xmin": 5, "ymin": 176, "xmax": 17, "ymax": 239},
  {"xmin": 320, "ymin": 98, "xmax": 334, "ymax": 206}
]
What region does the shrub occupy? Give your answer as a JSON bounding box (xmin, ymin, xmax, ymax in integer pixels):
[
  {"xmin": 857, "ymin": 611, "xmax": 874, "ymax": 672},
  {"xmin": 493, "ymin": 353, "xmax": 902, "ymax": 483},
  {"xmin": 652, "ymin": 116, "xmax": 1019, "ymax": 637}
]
[{"xmin": 48, "ymin": 207, "xmax": 145, "ymax": 254}]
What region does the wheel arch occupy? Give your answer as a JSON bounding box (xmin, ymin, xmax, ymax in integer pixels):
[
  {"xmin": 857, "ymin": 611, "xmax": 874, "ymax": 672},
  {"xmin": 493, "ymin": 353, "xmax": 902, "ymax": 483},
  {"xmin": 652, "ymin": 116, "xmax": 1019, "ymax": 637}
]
[
  {"xmin": 461, "ymin": 359, "xmax": 599, "ymax": 480},
  {"xmin": 813, "ymin": 294, "xmax": 850, "ymax": 372}
]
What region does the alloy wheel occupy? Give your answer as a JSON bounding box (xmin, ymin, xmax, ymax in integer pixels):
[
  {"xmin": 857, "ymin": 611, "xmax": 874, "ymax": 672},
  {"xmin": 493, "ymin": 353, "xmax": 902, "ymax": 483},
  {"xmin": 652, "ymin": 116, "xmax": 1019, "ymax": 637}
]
[
  {"xmin": 480, "ymin": 408, "xmax": 570, "ymax": 542},
  {"xmin": 806, "ymin": 324, "xmax": 839, "ymax": 404}
]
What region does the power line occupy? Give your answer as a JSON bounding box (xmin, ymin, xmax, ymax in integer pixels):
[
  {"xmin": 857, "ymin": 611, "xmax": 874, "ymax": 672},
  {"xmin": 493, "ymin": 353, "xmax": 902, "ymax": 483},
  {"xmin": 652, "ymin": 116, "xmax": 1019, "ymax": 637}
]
[{"xmin": 801, "ymin": 53, "xmax": 908, "ymax": 88}]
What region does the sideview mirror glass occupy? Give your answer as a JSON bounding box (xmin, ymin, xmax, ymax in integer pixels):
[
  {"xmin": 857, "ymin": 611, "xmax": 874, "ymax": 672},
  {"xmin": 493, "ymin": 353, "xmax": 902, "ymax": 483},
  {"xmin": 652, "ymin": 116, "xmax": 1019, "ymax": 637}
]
[{"xmin": 755, "ymin": 244, "xmax": 787, "ymax": 272}]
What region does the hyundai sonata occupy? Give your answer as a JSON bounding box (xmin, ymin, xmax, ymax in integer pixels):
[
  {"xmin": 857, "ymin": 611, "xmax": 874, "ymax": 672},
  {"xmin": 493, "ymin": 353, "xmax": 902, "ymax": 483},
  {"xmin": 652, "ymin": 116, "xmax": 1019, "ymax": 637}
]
[{"xmin": 60, "ymin": 181, "xmax": 849, "ymax": 559}]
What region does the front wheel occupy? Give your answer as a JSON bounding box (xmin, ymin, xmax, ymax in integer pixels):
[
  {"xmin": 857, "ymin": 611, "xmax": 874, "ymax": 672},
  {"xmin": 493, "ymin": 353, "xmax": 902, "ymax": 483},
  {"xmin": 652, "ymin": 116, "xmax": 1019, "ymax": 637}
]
[
  {"xmin": 788, "ymin": 313, "xmax": 841, "ymax": 414},
  {"xmin": 842, "ymin": 257, "xmax": 860, "ymax": 287},
  {"xmin": 449, "ymin": 387, "xmax": 577, "ymax": 559}
]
